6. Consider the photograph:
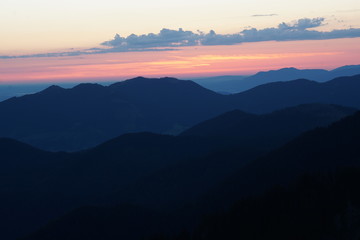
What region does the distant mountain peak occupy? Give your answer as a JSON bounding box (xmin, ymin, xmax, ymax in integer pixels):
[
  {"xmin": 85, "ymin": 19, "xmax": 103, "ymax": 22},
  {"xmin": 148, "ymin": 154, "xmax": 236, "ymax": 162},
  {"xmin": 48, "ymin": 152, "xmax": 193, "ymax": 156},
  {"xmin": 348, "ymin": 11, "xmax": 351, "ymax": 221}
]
[
  {"xmin": 240, "ymin": 78, "xmax": 318, "ymax": 92},
  {"xmin": 278, "ymin": 67, "xmax": 298, "ymax": 71},
  {"xmin": 159, "ymin": 77, "xmax": 179, "ymax": 81},
  {"xmin": 42, "ymin": 85, "xmax": 64, "ymax": 92},
  {"xmin": 109, "ymin": 76, "xmax": 183, "ymax": 88},
  {"xmin": 129, "ymin": 76, "xmax": 180, "ymax": 82},
  {"xmin": 257, "ymin": 67, "xmax": 298, "ymax": 74},
  {"xmin": 332, "ymin": 64, "xmax": 360, "ymax": 72},
  {"xmin": 71, "ymin": 83, "xmax": 104, "ymax": 91},
  {"xmin": 131, "ymin": 76, "xmax": 147, "ymax": 81},
  {"xmin": 38, "ymin": 85, "xmax": 65, "ymax": 95}
]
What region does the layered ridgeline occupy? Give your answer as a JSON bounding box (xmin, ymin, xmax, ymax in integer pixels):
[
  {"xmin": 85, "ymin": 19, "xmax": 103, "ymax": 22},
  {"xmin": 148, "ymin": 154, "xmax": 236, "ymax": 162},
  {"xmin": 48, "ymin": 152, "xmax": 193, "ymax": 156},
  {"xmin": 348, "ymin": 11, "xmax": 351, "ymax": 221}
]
[
  {"xmin": 107, "ymin": 104, "xmax": 356, "ymax": 210},
  {"xmin": 1, "ymin": 74, "xmax": 360, "ymax": 151},
  {"xmin": 229, "ymin": 74, "xmax": 360, "ymax": 113},
  {"xmin": 1, "ymin": 103, "xmax": 356, "ymax": 240},
  {"xmin": 21, "ymin": 105, "xmax": 360, "ymax": 240},
  {"xmin": 1, "ymin": 65, "xmax": 358, "ymax": 102},
  {"xmin": 0, "ymin": 133, "xmax": 223, "ymax": 240},
  {"xmin": 0, "ymin": 77, "xmax": 228, "ymax": 151},
  {"xmin": 181, "ymin": 103, "xmax": 356, "ymax": 140},
  {"xmin": 167, "ymin": 109, "xmax": 360, "ymax": 240},
  {"xmin": 192, "ymin": 64, "xmax": 360, "ymax": 93},
  {"xmin": 1, "ymin": 65, "xmax": 359, "ymax": 102}
]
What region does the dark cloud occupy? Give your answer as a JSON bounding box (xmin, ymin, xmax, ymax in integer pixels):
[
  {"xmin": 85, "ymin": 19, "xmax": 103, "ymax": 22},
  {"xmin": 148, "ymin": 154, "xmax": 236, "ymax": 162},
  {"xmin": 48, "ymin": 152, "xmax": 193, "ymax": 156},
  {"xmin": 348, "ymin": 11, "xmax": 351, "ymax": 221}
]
[
  {"xmin": 0, "ymin": 51, "xmax": 85, "ymax": 59},
  {"xmin": 252, "ymin": 14, "xmax": 278, "ymax": 17},
  {"xmin": 1, "ymin": 17, "xmax": 360, "ymax": 59},
  {"xmin": 240, "ymin": 18, "xmax": 360, "ymax": 42},
  {"xmin": 101, "ymin": 28, "xmax": 199, "ymax": 49},
  {"xmin": 278, "ymin": 17, "xmax": 324, "ymax": 30},
  {"xmin": 0, "ymin": 47, "xmax": 178, "ymax": 59},
  {"xmin": 100, "ymin": 18, "xmax": 328, "ymax": 48},
  {"xmin": 201, "ymin": 30, "xmax": 242, "ymax": 45},
  {"xmin": 97, "ymin": 17, "xmax": 360, "ymax": 46}
]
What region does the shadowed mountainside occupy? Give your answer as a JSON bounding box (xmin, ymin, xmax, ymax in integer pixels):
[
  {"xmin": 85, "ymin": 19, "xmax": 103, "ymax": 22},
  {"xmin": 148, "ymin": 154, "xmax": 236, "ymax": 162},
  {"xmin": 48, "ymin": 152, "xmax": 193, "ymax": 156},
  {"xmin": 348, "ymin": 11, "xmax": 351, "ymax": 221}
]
[
  {"xmin": 0, "ymin": 75, "xmax": 360, "ymax": 151},
  {"xmin": 42, "ymin": 168, "xmax": 360, "ymax": 240},
  {"xmin": 193, "ymin": 65, "xmax": 360, "ymax": 93},
  {"xmin": 1, "ymin": 103, "xmax": 356, "ymax": 240},
  {"xmin": 181, "ymin": 103, "xmax": 356, "ymax": 140},
  {"xmin": 108, "ymin": 104, "xmax": 356, "ymax": 210},
  {"xmin": 1, "ymin": 104, "xmax": 357, "ymax": 240},
  {"xmin": 203, "ymin": 110, "xmax": 360, "ymax": 211},
  {"xmin": 161, "ymin": 168, "xmax": 360, "ymax": 240},
  {"xmin": 229, "ymin": 74, "xmax": 360, "ymax": 113},
  {"xmin": 20, "ymin": 109, "xmax": 360, "ymax": 240},
  {"xmin": 0, "ymin": 132, "xmax": 225, "ymax": 240},
  {"xmin": 0, "ymin": 77, "xmax": 230, "ymax": 151}
]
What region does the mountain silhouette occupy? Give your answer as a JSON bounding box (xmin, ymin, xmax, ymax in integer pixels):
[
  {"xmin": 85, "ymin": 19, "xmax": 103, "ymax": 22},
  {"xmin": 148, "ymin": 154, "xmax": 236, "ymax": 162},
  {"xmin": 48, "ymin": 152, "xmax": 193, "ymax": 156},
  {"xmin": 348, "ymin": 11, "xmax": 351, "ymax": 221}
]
[
  {"xmin": 181, "ymin": 103, "xmax": 355, "ymax": 140},
  {"xmin": 0, "ymin": 132, "xmax": 228, "ymax": 240},
  {"xmin": 230, "ymin": 74, "xmax": 360, "ymax": 113},
  {"xmin": 105, "ymin": 104, "xmax": 355, "ymax": 210},
  {"xmin": 0, "ymin": 138, "xmax": 67, "ymax": 176},
  {"xmin": 1, "ymin": 65, "xmax": 359, "ymax": 102},
  {"xmin": 202, "ymin": 110, "xmax": 360, "ymax": 211},
  {"xmin": 191, "ymin": 75, "xmax": 248, "ymax": 93},
  {"xmin": 193, "ymin": 65, "xmax": 360, "ymax": 93},
  {"xmin": 2, "ymin": 102, "xmax": 355, "ymax": 240},
  {"xmin": 0, "ymin": 77, "xmax": 232, "ymax": 151},
  {"xmin": 0, "ymin": 138, "xmax": 67, "ymax": 240},
  {"xmin": 1, "ymin": 74, "xmax": 360, "ymax": 151},
  {"xmin": 18, "ymin": 109, "xmax": 360, "ymax": 240}
]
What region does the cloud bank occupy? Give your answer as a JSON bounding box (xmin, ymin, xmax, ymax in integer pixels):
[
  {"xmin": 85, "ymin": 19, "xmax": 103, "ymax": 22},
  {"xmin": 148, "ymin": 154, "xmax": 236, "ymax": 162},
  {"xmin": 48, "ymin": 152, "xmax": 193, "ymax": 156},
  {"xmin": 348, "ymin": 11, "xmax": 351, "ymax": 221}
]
[{"xmin": 1, "ymin": 17, "xmax": 360, "ymax": 59}]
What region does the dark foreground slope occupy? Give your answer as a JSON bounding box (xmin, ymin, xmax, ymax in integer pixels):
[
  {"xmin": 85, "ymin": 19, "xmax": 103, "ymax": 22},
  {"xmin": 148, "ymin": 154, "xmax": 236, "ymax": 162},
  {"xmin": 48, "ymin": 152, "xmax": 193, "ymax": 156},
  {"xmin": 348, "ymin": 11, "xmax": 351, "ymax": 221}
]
[
  {"xmin": 1, "ymin": 104, "xmax": 355, "ymax": 240},
  {"xmin": 19, "ymin": 110, "xmax": 360, "ymax": 240},
  {"xmin": 1, "ymin": 75, "xmax": 360, "ymax": 151},
  {"xmin": 26, "ymin": 170, "xmax": 360, "ymax": 240},
  {"xmin": 167, "ymin": 168, "xmax": 360, "ymax": 240},
  {"xmin": 21, "ymin": 205, "xmax": 166, "ymax": 240},
  {"xmin": 111, "ymin": 104, "xmax": 356, "ymax": 209},
  {"xmin": 0, "ymin": 139, "xmax": 67, "ymax": 240},
  {"xmin": 0, "ymin": 133, "xmax": 222, "ymax": 240},
  {"xmin": 205, "ymin": 110, "xmax": 360, "ymax": 210}
]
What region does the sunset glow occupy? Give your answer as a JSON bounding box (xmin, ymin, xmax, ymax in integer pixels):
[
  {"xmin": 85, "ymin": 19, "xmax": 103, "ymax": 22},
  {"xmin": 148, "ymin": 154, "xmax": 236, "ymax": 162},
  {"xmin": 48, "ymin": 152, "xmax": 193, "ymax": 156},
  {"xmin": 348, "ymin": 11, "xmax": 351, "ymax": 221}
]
[
  {"xmin": 1, "ymin": 0, "xmax": 360, "ymax": 84},
  {"xmin": 1, "ymin": 38, "xmax": 359, "ymax": 83}
]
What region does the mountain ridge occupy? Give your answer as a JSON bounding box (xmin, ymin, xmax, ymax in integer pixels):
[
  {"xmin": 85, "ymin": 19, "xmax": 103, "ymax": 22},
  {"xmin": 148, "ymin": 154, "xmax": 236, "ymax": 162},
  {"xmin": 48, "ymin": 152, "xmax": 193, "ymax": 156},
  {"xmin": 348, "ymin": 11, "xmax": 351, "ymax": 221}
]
[
  {"xmin": 16, "ymin": 108, "xmax": 360, "ymax": 240},
  {"xmin": 1, "ymin": 74, "xmax": 360, "ymax": 151},
  {"xmin": 192, "ymin": 64, "xmax": 360, "ymax": 93}
]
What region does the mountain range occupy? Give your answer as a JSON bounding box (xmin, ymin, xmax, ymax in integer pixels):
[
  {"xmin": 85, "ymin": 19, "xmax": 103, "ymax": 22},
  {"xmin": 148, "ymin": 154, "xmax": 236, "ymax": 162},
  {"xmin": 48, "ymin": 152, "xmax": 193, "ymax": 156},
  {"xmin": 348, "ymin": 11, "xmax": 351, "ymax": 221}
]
[
  {"xmin": 19, "ymin": 102, "xmax": 360, "ymax": 240},
  {"xmin": 2, "ymin": 65, "xmax": 359, "ymax": 102},
  {"xmin": 1, "ymin": 74, "xmax": 360, "ymax": 151},
  {"xmin": 0, "ymin": 103, "xmax": 357, "ymax": 240},
  {"xmin": 192, "ymin": 64, "xmax": 360, "ymax": 93},
  {"xmin": 2, "ymin": 68, "xmax": 360, "ymax": 240}
]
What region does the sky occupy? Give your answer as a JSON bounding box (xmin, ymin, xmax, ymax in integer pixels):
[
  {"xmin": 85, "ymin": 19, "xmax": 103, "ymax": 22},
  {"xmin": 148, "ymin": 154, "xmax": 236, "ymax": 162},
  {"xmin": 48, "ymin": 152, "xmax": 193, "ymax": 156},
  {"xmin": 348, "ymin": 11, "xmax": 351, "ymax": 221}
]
[{"xmin": 0, "ymin": 0, "xmax": 359, "ymax": 83}]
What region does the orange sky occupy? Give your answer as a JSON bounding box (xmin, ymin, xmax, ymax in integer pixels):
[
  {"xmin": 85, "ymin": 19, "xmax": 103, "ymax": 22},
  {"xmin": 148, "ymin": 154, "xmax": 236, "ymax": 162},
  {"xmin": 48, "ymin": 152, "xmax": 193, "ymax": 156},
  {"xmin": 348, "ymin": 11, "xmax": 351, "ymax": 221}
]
[{"xmin": 0, "ymin": 38, "xmax": 359, "ymax": 83}]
